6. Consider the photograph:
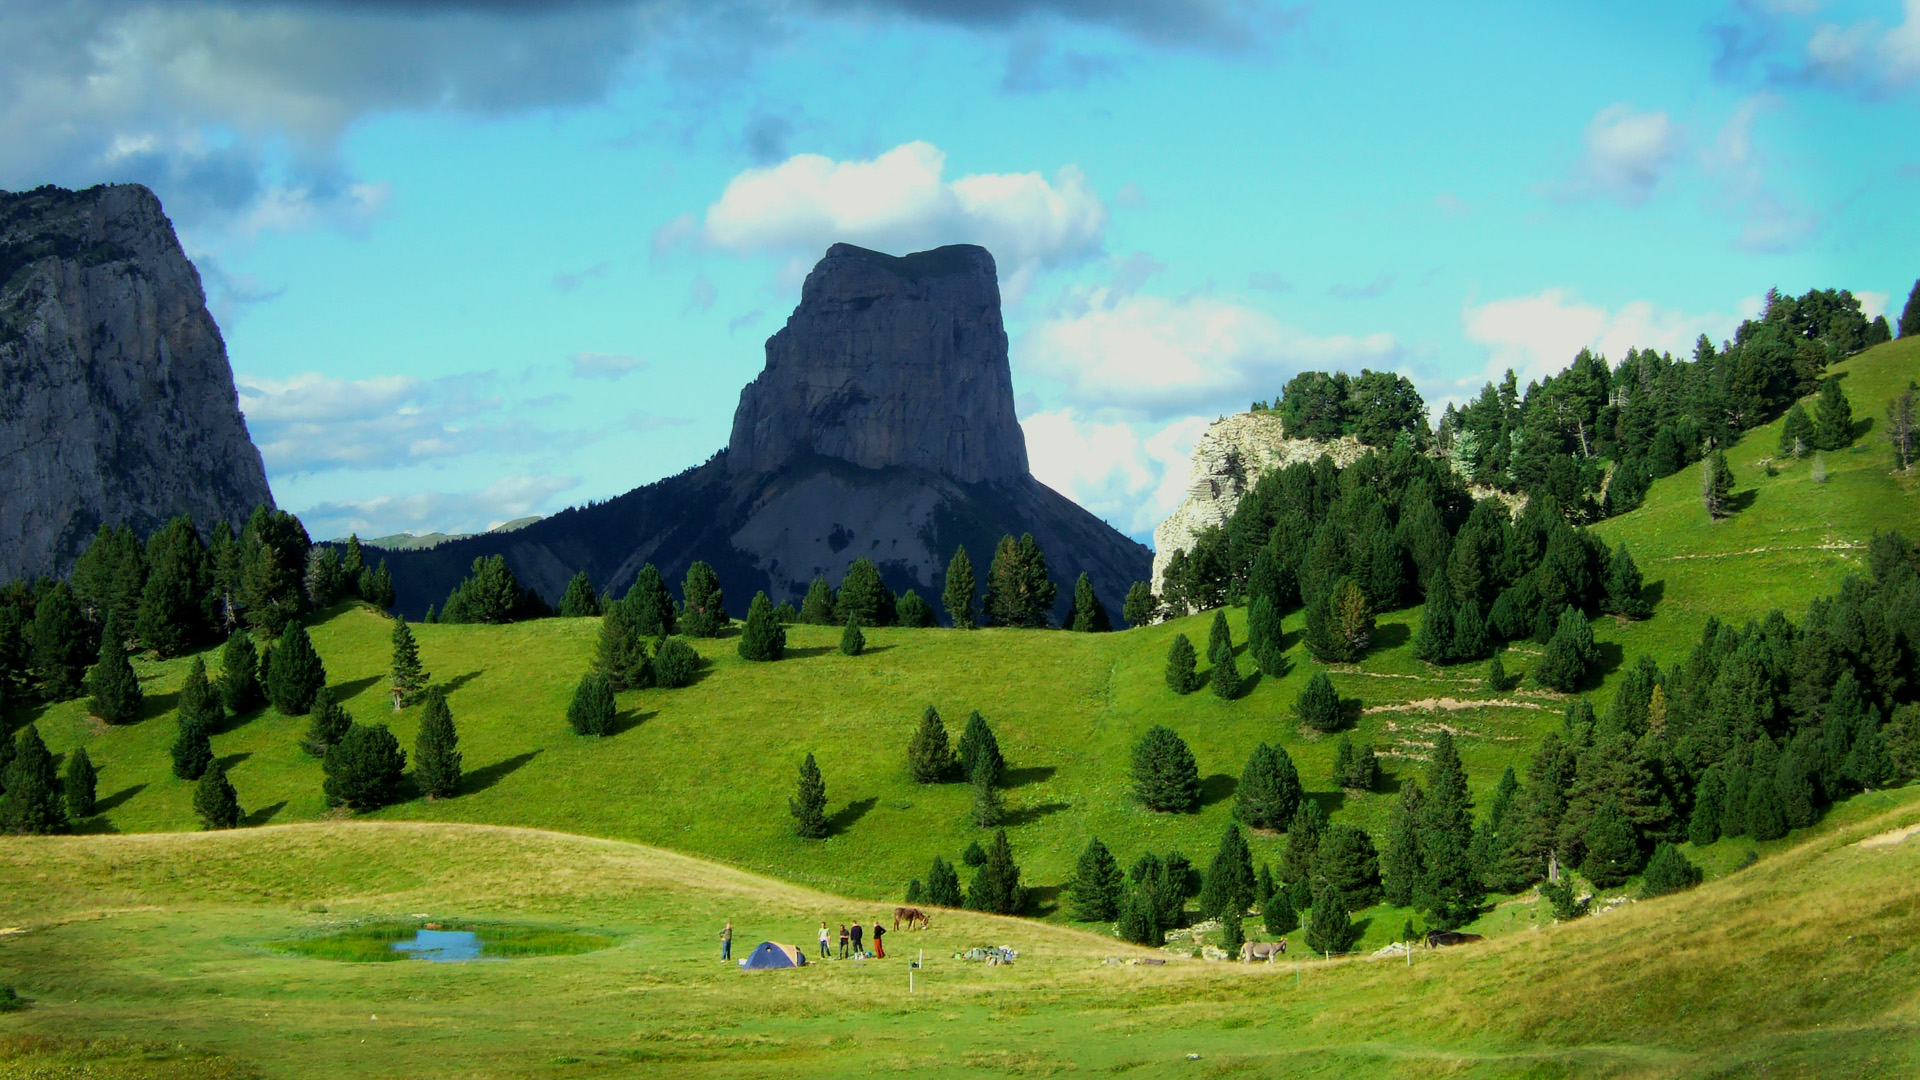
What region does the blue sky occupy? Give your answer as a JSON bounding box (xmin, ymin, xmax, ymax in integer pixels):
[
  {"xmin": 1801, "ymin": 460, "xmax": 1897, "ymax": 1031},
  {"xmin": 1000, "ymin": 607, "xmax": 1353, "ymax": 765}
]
[{"xmin": 5, "ymin": 0, "xmax": 1916, "ymax": 542}]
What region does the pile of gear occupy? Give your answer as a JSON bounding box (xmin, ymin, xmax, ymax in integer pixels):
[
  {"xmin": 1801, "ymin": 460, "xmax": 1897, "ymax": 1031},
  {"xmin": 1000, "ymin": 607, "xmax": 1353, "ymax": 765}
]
[{"xmin": 955, "ymin": 946, "xmax": 1018, "ymax": 965}]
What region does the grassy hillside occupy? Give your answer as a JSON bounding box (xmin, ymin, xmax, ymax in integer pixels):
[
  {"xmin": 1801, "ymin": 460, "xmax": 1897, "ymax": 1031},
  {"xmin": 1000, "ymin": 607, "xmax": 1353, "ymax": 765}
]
[
  {"xmin": 14, "ymin": 338, "xmax": 1918, "ymax": 953},
  {"xmin": 3, "ymin": 791, "xmax": 1918, "ymax": 1079}
]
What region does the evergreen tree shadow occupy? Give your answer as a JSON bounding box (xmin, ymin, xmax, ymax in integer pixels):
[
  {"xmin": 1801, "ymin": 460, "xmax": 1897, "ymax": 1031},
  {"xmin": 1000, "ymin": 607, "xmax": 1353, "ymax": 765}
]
[
  {"xmin": 138, "ymin": 689, "xmax": 179, "ymax": 722},
  {"xmin": 857, "ymin": 644, "xmax": 897, "ymax": 655},
  {"xmin": 1852, "ymin": 416, "xmax": 1875, "ymax": 442},
  {"xmin": 1234, "ymin": 671, "xmax": 1262, "ymax": 696},
  {"xmin": 216, "ymin": 752, "xmax": 251, "ymax": 772},
  {"xmin": 1197, "ymin": 773, "xmax": 1238, "ymax": 808},
  {"xmin": 1373, "ymin": 769, "xmax": 1406, "ymax": 796},
  {"xmin": 218, "ymin": 705, "xmax": 268, "ymax": 734},
  {"xmin": 1306, "ymin": 790, "xmax": 1347, "ymax": 817},
  {"xmin": 247, "ymin": 800, "xmax": 289, "ymax": 826},
  {"xmin": 463, "ymin": 749, "xmax": 542, "ymax": 794},
  {"xmin": 826, "ymin": 796, "xmax": 878, "ymax": 837},
  {"xmin": 1641, "ymin": 580, "xmax": 1666, "ymax": 611},
  {"xmin": 1003, "ymin": 765, "xmax": 1057, "ymax": 789},
  {"xmin": 1593, "ymin": 641, "xmax": 1627, "ymax": 681},
  {"xmin": 92, "ymin": 783, "xmax": 145, "ymax": 813},
  {"xmin": 330, "ymin": 675, "xmax": 383, "ymax": 703},
  {"xmin": 1372, "ymin": 624, "xmax": 1411, "ymax": 651},
  {"xmin": 608, "ymin": 709, "xmax": 656, "ymax": 736},
  {"xmin": 1022, "ymin": 884, "xmax": 1061, "ymax": 917},
  {"xmin": 1729, "ymin": 490, "xmax": 1759, "ymax": 513},
  {"xmin": 436, "ymin": 671, "xmax": 483, "ymax": 695},
  {"xmin": 1004, "ymin": 800, "xmax": 1071, "ymax": 827},
  {"xmin": 72, "ymin": 816, "xmax": 122, "ymax": 835}
]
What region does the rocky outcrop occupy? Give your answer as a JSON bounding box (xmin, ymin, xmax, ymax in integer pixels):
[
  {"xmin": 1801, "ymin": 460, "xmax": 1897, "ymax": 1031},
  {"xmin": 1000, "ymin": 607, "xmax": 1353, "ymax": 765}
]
[
  {"xmin": 0, "ymin": 184, "xmax": 273, "ymax": 581},
  {"xmin": 1150, "ymin": 411, "xmax": 1367, "ymax": 598},
  {"xmin": 728, "ymin": 243, "xmax": 1027, "ymax": 484},
  {"xmin": 384, "ymin": 243, "xmax": 1148, "ymax": 623}
]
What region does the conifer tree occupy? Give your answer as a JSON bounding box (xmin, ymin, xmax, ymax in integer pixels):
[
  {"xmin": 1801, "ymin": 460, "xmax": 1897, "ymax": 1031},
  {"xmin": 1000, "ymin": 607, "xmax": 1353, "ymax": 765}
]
[
  {"xmin": 1580, "ymin": 798, "xmax": 1640, "ymax": 887},
  {"xmin": 1812, "ymin": 376, "xmax": 1854, "ymax": 450},
  {"xmin": 1254, "ymin": 862, "xmax": 1276, "ymax": 909},
  {"xmin": 1131, "ymin": 725, "xmax": 1201, "ymax": 812},
  {"xmin": 1901, "ymin": 279, "xmax": 1920, "ymax": 338},
  {"xmin": 1451, "ymin": 601, "xmax": 1490, "ymax": 662},
  {"xmin": 322, "ymin": 723, "xmax": 408, "ymax": 810},
  {"xmin": 1380, "ymin": 782, "xmax": 1424, "ymax": 907},
  {"xmin": 1278, "ymin": 800, "xmax": 1327, "ymax": 888},
  {"xmin": 1198, "ymin": 823, "xmax": 1257, "ymax": 920},
  {"xmin": 653, "ymin": 637, "xmax": 700, "ymax": 689},
  {"xmin": 266, "ymin": 622, "xmax": 326, "ymax": 715},
  {"xmin": 1068, "ymin": 837, "xmax": 1126, "ymax": 922},
  {"xmin": 1304, "ymin": 884, "xmax": 1355, "ymax": 956},
  {"xmin": 628, "ymin": 564, "xmax": 677, "ymax": 637},
  {"xmin": 925, "ymin": 856, "xmax": 964, "ymax": 907},
  {"xmin": 968, "ymin": 756, "xmax": 1006, "ymax": 828},
  {"xmin": 171, "ymin": 708, "xmax": 214, "ymax": 784},
  {"xmin": 941, "ymin": 547, "xmax": 983, "ymax": 629},
  {"xmin": 1123, "ymin": 582, "xmax": 1156, "ymax": 628},
  {"xmin": 72, "ymin": 524, "xmax": 146, "ymax": 636},
  {"xmin": 595, "ymin": 595, "xmax": 651, "ymax": 690},
  {"xmin": 1329, "ymin": 578, "xmax": 1375, "ymax": 660},
  {"xmin": 1210, "ymin": 648, "xmax": 1242, "ymax": 700},
  {"xmin": 1246, "ymin": 595, "xmax": 1288, "ymax": 676},
  {"xmin": 1412, "ymin": 586, "xmax": 1454, "ymax": 663},
  {"xmin": 63, "ymin": 745, "xmax": 97, "ymax": 819},
  {"xmin": 1603, "ymin": 545, "xmax": 1651, "ymax": 619},
  {"xmin": 956, "ymin": 711, "xmax": 1005, "ymax": 786},
  {"xmin": 181, "ymin": 653, "xmax": 225, "ymax": 728},
  {"xmin": 1341, "ymin": 739, "xmax": 1379, "ymax": 791},
  {"xmin": 790, "ymin": 753, "xmax": 828, "ymax": 838},
  {"xmin": 301, "ymin": 686, "xmax": 353, "ymax": 757},
  {"xmin": 413, "ymin": 689, "xmax": 462, "ymax": 799},
  {"xmin": 0, "ymin": 727, "xmax": 67, "ymax": 834},
  {"xmin": 801, "ymin": 576, "xmax": 837, "ymax": 625},
  {"xmin": 193, "ymin": 759, "xmax": 243, "ymax": 829},
  {"xmin": 835, "ymin": 558, "xmax": 894, "ymax": 627},
  {"xmin": 1165, "ymin": 633, "xmax": 1198, "ymax": 694},
  {"xmin": 423, "ymin": 604, "xmax": 437, "ymax": 624},
  {"xmin": 984, "ymin": 534, "xmax": 1056, "ymax": 628},
  {"xmin": 1217, "ymin": 908, "xmax": 1246, "ymax": 955},
  {"xmin": 1702, "ymin": 450, "xmax": 1736, "ymax": 519},
  {"xmin": 1534, "ymin": 609, "xmax": 1597, "ymax": 692},
  {"xmin": 137, "ymin": 516, "xmax": 211, "ymax": 657},
  {"xmin": 966, "ymin": 828, "xmax": 1024, "ymax": 915},
  {"xmin": 737, "ymin": 591, "xmax": 786, "ymax": 662},
  {"xmin": 1333, "ymin": 735, "xmax": 1355, "ymax": 789},
  {"xmin": 1066, "ymin": 572, "xmax": 1111, "ymax": 632},
  {"xmin": 30, "ymin": 582, "xmax": 92, "ymax": 701},
  {"xmin": 1743, "ymin": 739, "xmax": 1788, "ymax": 840},
  {"xmin": 1233, "ymin": 742, "xmax": 1303, "ymax": 831},
  {"xmin": 906, "ymin": 706, "xmax": 957, "ymax": 783},
  {"xmin": 1313, "ymin": 823, "xmax": 1382, "ymax": 910},
  {"xmin": 367, "ymin": 561, "xmax": 396, "ymax": 610},
  {"xmin": 679, "ymin": 561, "xmax": 727, "ymax": 636},
  {"xmin": 895, "ymin": 590, "xmax": 937, "ymax": 628},
  {"xmin": 1262, "ymin": 883, "xmax": 1297, "ymax": 935},
  {"xmin": 1295, "ymin": 670, "xmax": 1341, "ymax": 732},
  {"xmin": 1115, "ymin": 886, "xmax": 1162, "ymax": 945},
  {"xmin": 1688, "ymin": 766, "xmax": 1725, "ymax": 846},
  {"xmin": 1779, "ymin": 402, "xmax": 1814, "ymax": 457},
  {"xmin": 568, "ymin": 671, "xmax": 617, "ymax": 736},
  {"xmin": 558, "ymin": 571, "xmax": 600, "ymax": 617},
  {"xmin": 962, "ymin": 840, "xmax": 988, "ymax": 867},
  {"xmin": 1206, "ymin": 610, "xmax": 1232, "ymax": 666},
  {"xmin": 839, "ymin": 615, "xmax": 866, "ymax": 656},
  {"xmin": 1417, "ymin": 731, "xmax": 1482, "ymax": 927},
  {"xmin": 1487, "ymin": 653, "xmax": 1509, "ymax": 693},
  {"xmin": 1720, "ymin": 763, "xmax": 1750, "ymax": 840},
  {"xmin": 341, "ymin": 534, "xmax": 366, "ymax": 593},
  {"xmin": 388, "ymin": 617, "xmax": 429, "ymax": 710},
  {"xmin": 218, "ymin": 631, "xmax": 261, "ymax": 715},
  {"xmin": 85, "ymin": 617, "xmax": 143, "ymax": 724},
  {"xmin": 1639, "ymin": 842, "xmax": 1703, "ymax": 898}
]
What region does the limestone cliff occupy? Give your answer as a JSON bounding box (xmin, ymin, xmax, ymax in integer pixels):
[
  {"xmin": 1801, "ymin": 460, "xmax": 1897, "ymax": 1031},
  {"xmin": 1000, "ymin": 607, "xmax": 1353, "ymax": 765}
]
[{"xmin": 0, "ymin": 184, "xmax": 273, "ymax": 581}]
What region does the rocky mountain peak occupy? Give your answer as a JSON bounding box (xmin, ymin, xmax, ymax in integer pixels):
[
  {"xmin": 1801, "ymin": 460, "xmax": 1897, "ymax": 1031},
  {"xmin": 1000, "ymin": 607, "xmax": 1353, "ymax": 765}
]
[{"xmin": 726, "ymin": 242, "xmax": 1029, "ymax": 484}]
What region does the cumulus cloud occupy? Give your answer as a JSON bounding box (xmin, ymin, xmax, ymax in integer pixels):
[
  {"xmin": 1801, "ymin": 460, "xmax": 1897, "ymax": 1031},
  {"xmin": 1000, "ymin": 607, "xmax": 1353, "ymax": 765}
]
[
  {"xmin": 1460, "ymin": 288, "xmax": 1754, "ymax": 389},
  {"xmin": 1021, "ymin": 409, "xmax": 1209, "ymax": 539},
  {"xmin": 1566, "ymin": 103, "xmax": 1682, "ymax": 204},
  {"xmin": 701, "ymin": 141, "xmax": 1108, "ymax": 273},
  {"xmin": 1018, "ymin": 286, "xmax": 1403, "ymax": 420},
  {"xmin": 1792, "ymin": 0, "xmax": 1920, "ymax": 90},
  {"xmin": 295, "ymin": 474, "xmax": 580, "ymax": 541}
]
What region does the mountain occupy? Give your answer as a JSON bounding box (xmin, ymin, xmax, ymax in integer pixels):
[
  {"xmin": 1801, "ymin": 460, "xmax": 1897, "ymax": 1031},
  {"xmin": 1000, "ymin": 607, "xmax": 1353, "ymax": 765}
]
[
  {"xmin": 0, "ymin": 184, "xmax": 273, "ymax": 581},
  {"xmin": 382, "ymin": 242, "xmax": 1150, "ymax": 621}
]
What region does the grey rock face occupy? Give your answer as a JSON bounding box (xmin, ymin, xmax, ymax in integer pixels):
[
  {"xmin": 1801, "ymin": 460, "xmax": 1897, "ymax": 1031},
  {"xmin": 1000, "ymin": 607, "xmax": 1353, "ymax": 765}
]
[
  {"xmin": 728, "ymin": 243, "xmax": 1029, "ymax": 484},
  {"xmin": 0, "ymin": 184, "xmax": 273, "ymax": 580}
]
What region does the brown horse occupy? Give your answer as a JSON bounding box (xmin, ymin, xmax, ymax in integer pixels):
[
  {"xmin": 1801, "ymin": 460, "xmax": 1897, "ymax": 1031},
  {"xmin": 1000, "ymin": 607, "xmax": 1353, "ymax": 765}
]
[{"xmin": 894, "ymin": 906, "xmax": 929, "ymax": 931}]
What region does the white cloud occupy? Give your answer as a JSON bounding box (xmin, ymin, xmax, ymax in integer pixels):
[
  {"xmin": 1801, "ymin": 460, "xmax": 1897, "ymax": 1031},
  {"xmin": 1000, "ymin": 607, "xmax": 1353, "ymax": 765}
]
[
  {"xmin": 701, "ymin": 141, "xmax": 1107, "ymax": 273},
  {"xmin": 1796, "ymin": 0, "xmax": 1920, "ymax": 88},
  {"xmin": 236, "ymin": 370, "xmax": 560, "ymax": 474},
  {"xmin": 1461, "ymin": 289, "xmax": 1755, "ymax": 389},
  {"xmin": 570, "ymin": 352, "xmax": 647, "ymax": 379},
  {"xmin": 1018, "ymin": 287, "xmax": 1403, "ymax": 419},
  {"xmin": 1021, "ymin": 409, "xmax": 1210, "ymax": 539},
  {"xmin": 1859, "ymin": 290, "xmax": 1890, "ymax": 321},
  {"xmin": 296, "ymin": 475, "xmax": 579, "ymax": 541},
  {"xmin": 1570, "ymin": 103, "xmax": 1681, "ymax": 204}
]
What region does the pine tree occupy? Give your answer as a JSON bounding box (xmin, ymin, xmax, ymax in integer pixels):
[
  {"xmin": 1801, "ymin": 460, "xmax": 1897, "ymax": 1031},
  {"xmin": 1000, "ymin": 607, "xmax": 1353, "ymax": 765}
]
[
  {"xmin": 963, "ymin": 840, "xmax": 988, "ymax": 867},
  {"xmin": 1342, "ymin": 741, "xmax": 1379, "ymax": 791},
  {"xmin": 1901, "ymin": 279, "xmax": 1920, "ymax": 338},
  {"xmin": 801, "ymin": 577, "xmax": 837, "ymax": 625},
  {"xmin": 737, "ymin": 592, "xmax": 786, "ymax": 662},
  {"xmin": 1207, "ymin": 610, "xmax": 1233, "ymax": 665},
  {"xmin": 63, "ymin": 745, "xmax": 97, "ymax": 819},
  {"xmin": 790, "ymin": 752, "xmax": 828, "ymax": 838},
  {"xmin": 906, "ymin": 706, "xmax": 957, "ymax": 783},
  {"xmin": 1278, "ymin": 800, "xmax": 1327, "ymax": 888},
  {"xmin": 413, "ymin": 689, "xmax": 462, "ymax": 799},
  {"xmin": 836, "ymin": 558, "xmax": 894, "ymax": 627},
  {"xmin": 1304, "ymin": 884, "xmax": 1355, "ymax": 956},
  {"xmin": 136, "ymin": 516, "xmax": 210, "ymax": 658},
  {"xmin": 941, "ymin": 547, "xmax": 976, "ymax": 629},
  {"xmin": 1329, "ymin": 578, "xmax": 1375, "ymax": 660},
  {"xmin": 367, "ymin": 561, "xmax": 396, "ymax": 610},
  {"xmin": 1067, "ymin": 572, "xmax": 1111, "ymax": 632},
  {"xmin": 1254, "ymin": 861, "xmax": 1276, "ymax": 908},
  {"xmin": 0, "ymin": 727, "xmax": 67, "ymax": 834},
  {"xmin": 193, "ymin": 759, "xmax": 243, "ymax": 829},
  {"xmin": 1812, "ymin": 376, "xmax": 1854, "ymax": 451},
  {"xmin": 1688, "ymin": 767, "xmax": 1725, "ymax": 846},
  {"xmin": 905, "ymin": 878, "xmax": 924, "ymax": 903},
  {"xmin": 72, "ymin": 524, "xmax": 146, "ymax": 637},
  {"xmin": 1198, "ymin": 823, "xmax": 1257, "ymax": 920},
  {"xmin": 1165, "ymin": 633, "xmax": 1198, "ymax": 694},
  {"xmin": 238, "ymin": 506, "xmax": 311, "ymax": 634},
  {"xmin": 1702, "ymin": 450, "xmax": 1736, "ymax": 519},
  {"xmin": 680, "ymin": 561, "xmax": 727, "ymax": 637},
  {"xmin": 1380, "ymin": 783, "xmax": 1424, "ymax": 907},
  {"xmin": 388, "ymin": 617, "xmax": 429, "ymax": 710},
  {"xmin": 1603, "ymin": 545, "xmax": 1651, "ymax": 619},
  {"xmin": 170, "ymin": 717, "xmax": 213, "ymax": 785},
  {"xmin": 1417, "ymin": 731, "xmax": 1482, "ymax": 928},
  {"xmin": 1233, "ymin": 742, "xmax": 1302, "ymax": 831},
  {"xmin": 1130, "ymin": 725, "xmax": 1201, "ymax": 811},
  {"xmin": 1534, "ymin": 609, "xmax": 1597, "ymax": 692},
  {"xmin": 1313, "ymin": 823, "xmax": 1382, "ymax": 910},
  {"xmin": 1263, "ymin": 884, "xmax": 1297, "ymax": 935},
  {"xmin": 1115, "ymin": 886, "xmax": 1162, "ymax": 945},
  {"xmin": 1068, "ymin": 837, "xmax": 1126, "ymax": 922},
  {"xmin": 30, "ymin": 582, "xmax": 92, "ymax": 700},
  {"xmin": 1580, "ymin": 798, "xmax": 1640, "ymax": 887},
  {"xmin": 300, "ymin": 686, "xmax": 353, "ymax": 757},
  {"xmin": 1210, "ymin": 648, "xmax": 1242, "ymax": 700},
  {"xmin": 1217, "ymin": 908, "xmax": 1246, "ymax": 955},
  {"xmin": 1295, "ymin": 670, "xmax": 1341, "ymax": 732},
  {"xmin": 1412, "ymin": 586, "xmax": 1454, "ymax": 663},
  {"xmin": 322, "ymin": 723, "xmax": 408, "ymax": 810},
  {"xmin": 895, "ymin": 590, "xmax": 937, "ymax": 628},
  {"xmin": 1720, "ymin": 763, "xmax": 1750, "ymax": 839},
  {"xmin": 84, "ymin": 617, "xmax": 143, "ymax": 724},
  {"xmin": 966, "ymin": 828, "xmax": 1024, "ymax": 915},
  {"xmin": 984, "ymin": 534, "xmax": 1056, "ymax": 628},
  {"xmin": 266, "ymin": 622, "xmax": 326, "ymax": 715},
  {"xmin": 217, "ymin": 631, "xmax": 261, "ymax": 715},
  {"xmin": 925, "ymin": 856, "xmax": 964, "ymax": 907},
  {"xmin": 595, "ymin": 595, "xmax": 652, "ymax": 690},
  {"xmin": 1639, "ymin": 842, "xmax": 1703, "ymax": 898},
  {"xmin": 1246, "ymin": 595, "xmax": 1288, "ymax": 676},
  {"xmin": 956, "ymin": 711, "xmax": 1005, "ymax": 786},
  {"xmin": 1332, "ymin": 735, "xmax": 1355, "ymax": 789},
  {"xmin": 558, "ymin": 571, "xmax": 600, "ymax": 617},
  {"xmin": 1779, "ymin": 402, "xmax": 1814, "ymax": 458},
  {"xmin": 568, "ymin": 671, "xmax": 617, "ymax": 736},
  {"xmin": 1123, "ymin": 582, "xmax": 1156, "ymax": 628},
  {"xmin": 1487, "ymin": 653, "xmax": 1509, "ymax": 693},
  {"xmin": 839, "ymin": 615, "xmax": 866, "ymax": 657},
  {"xmin": 423, "ymin": 604, "xmax": 437, "ymax": 624},
  {"xmin": 628, "ymin": 564, "xmax": 678, "ymax": 637},
  {"xmin": 968, "ymin": 756, "xmax": 1006, "ymax": 828}
]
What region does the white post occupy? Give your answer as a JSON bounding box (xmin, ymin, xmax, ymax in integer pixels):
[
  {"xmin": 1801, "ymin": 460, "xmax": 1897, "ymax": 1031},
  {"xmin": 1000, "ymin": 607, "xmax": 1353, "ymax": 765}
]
[{"xmin": 910, "ymin": 968, "xmax": 914, "ymax": 995}]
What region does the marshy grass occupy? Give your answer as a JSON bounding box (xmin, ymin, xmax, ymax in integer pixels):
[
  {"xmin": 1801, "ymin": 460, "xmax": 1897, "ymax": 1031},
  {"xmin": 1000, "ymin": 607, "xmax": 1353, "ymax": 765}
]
[{"xmin": 275, "ymin": 920, "xmax": 613, "ymax": 963}]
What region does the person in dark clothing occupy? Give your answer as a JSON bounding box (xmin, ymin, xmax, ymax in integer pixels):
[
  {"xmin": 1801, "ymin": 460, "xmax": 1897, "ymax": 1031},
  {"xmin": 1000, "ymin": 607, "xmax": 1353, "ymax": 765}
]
[
  {"xmin": 850, "ymin": 922, "xmax": 864, "ymax": 955},
  {"xmin": 872, "ymin": 921, "xmax": 886, "ymax": 959},
  {"xmin": 838, "ymin": 923, "xmax": 851, "ymax": 959}
]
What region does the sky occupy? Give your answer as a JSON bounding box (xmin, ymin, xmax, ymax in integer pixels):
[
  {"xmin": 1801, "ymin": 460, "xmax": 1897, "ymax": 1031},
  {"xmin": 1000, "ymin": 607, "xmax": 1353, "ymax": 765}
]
[{"xmin": 4, "ymin": 0, "xmax": 1917, "ymax": 543}]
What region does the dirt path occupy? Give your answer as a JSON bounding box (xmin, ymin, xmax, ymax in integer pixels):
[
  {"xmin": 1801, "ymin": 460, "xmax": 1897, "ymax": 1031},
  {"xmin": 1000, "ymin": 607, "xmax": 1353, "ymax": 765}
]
[{"xmin": 1854, "ymin": 821, "xmax": 1920, "ymax": 848}]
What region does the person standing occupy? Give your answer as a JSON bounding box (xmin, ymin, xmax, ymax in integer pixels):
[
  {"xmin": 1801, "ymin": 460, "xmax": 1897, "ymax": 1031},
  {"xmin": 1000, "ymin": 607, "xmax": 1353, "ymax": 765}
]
[
  {"xmin": 720, "ymin": 921, "xmax": 733, "ymax": 962},
  {"xmin": 872, "ymin": 920, "xmax": 886, "ymax": 959},
  {"xmin": 838, "ymin": 923, "xmax": 851, "ymax": 959},
  {"xmin": 818, "ymin": 921, "xmax": 831, "ymax": 960},
  {"xmin": 850, "ymin": 921, "xmax": 864, "ymax": 956}
]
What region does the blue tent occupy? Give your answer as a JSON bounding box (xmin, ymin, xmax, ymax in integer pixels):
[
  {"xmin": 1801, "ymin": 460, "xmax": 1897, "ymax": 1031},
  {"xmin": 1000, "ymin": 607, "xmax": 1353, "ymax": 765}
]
[{"xmin": 738, "ymin": 941, "xmax": 808, "ymax": 969}]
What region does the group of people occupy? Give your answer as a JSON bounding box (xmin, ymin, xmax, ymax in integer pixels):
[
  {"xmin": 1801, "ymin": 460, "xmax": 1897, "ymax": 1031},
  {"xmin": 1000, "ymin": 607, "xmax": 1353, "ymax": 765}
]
[{"xmin": 821, "ymin": 920, "xmax": 887, "ymax": 959}]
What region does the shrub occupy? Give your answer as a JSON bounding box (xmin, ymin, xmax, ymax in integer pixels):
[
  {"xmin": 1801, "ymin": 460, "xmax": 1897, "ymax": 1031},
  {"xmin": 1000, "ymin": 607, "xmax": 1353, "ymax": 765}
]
[
  {"xmin": 738, "ymin": 592, "xmax": 786, "ymax": 662},
  {"xmin": 1295, "ymin": 671, "xmax": 1341, "ymax": 732},
  {"xmin": 322, "ymin": 723, "xmax": 408, "ymax": 810},
  {"xmin": 839, "ymin": 616, "xmax": 866, "ymax": 657},
  {"xmin": 193, "ymin": 760, "xmax": 243, "ymax": 829},
  {"xmin": 1541, "ymin": 876, "xmax": 1587, "ymax": 920},
  {"xmin": 568, "ymin": 672, "xmax": 617, "ymax": 737},
  {"xmin": 652, "ymin": 638, "xmax": 700, "ymax": 689},
  {"xmin": 895, "ymin": 590, "xmax": 937, "ymax": 628},
  {"xmin": 1165, "ymin": 634, "xmax": 1198, "ymax": 694}
]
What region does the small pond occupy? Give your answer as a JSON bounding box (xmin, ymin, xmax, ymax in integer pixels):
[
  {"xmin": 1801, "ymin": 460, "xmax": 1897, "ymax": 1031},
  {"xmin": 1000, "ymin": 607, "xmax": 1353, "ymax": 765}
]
[
  {"xmin": 278, "ymin": 921, "xmax": 614, "ymax": 963},
  {"xmin": 391, "ymin": 929, "xmax": 486, "ymax": 962}
]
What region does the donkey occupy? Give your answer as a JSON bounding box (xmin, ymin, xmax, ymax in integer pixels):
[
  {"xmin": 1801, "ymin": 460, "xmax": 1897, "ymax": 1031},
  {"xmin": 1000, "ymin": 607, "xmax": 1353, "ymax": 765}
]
[
  {"xmin": 1239, "ymin": 939, "xmax": 1286, "ymax": 963},
  {"xmin": 894, "ymin": 906, "xmax": 930, "ymax": 931}
]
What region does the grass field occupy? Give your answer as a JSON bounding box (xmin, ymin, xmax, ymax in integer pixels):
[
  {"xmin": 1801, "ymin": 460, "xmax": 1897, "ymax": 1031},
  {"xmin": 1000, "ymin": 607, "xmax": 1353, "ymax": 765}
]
[{"xmin": 2, "ymin": 787, "xmax": 1917, "ymax": 1079}]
